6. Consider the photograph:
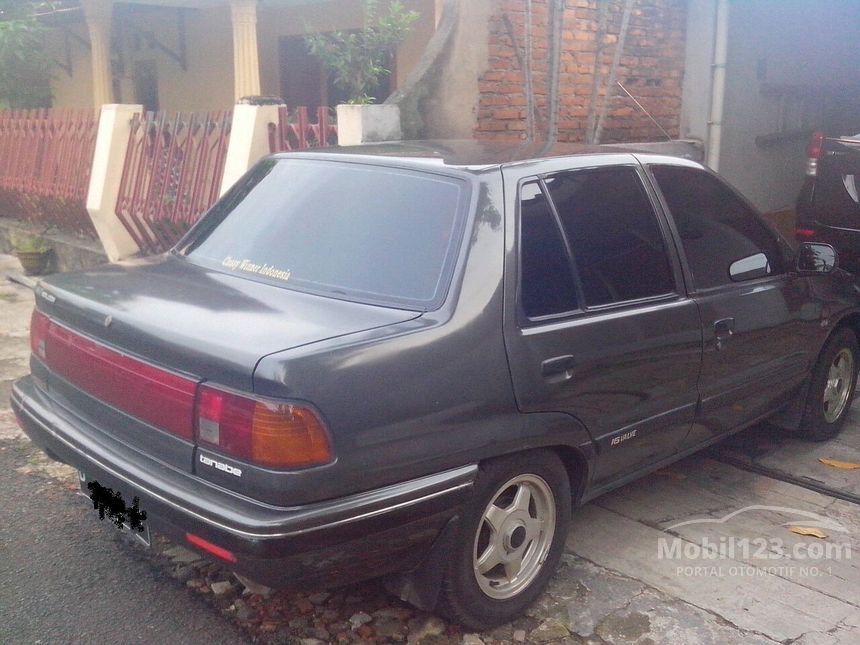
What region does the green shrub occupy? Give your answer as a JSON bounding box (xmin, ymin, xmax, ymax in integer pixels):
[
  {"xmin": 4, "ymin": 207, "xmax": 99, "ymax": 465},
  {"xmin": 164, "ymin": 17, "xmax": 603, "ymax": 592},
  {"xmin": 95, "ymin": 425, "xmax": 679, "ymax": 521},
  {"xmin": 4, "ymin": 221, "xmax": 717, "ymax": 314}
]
[{"xmin": 305, "ymin": 0, "xmax": 419, "ymax": 104}]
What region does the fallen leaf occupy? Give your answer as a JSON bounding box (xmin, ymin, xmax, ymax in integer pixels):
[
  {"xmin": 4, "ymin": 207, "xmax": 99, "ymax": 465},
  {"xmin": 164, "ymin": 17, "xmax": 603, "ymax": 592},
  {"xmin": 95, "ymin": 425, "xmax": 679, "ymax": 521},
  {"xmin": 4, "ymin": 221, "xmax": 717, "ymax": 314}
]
[
  {"xmin": 789, "ymin": 526, "xmax": 828, "ymax": 539},
  {"xmin": 654, "ymin": 470, "xmax": 687, "ymax": 480},
  {"xmin": 818, "ymin": 458, "xmax": 860, "ymax": 470}
]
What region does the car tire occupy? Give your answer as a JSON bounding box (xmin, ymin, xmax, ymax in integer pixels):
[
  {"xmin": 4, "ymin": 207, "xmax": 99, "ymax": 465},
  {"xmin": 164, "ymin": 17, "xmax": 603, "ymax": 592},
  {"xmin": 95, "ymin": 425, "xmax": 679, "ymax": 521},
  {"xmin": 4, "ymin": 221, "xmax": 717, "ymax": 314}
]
[
  {"xmin": 798, "ymin": 327, "xmax": 858, "ymax": 441},
  {"xmin": 434, "ymin": 449, "xmax": 571, "ymax": 630}
]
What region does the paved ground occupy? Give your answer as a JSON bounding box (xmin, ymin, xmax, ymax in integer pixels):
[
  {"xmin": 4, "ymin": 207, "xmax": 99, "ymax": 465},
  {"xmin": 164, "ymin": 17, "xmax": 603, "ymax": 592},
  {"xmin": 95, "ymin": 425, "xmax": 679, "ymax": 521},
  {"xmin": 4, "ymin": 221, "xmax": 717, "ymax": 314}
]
[
  {"xmin": 1, "ymin": 253, "xmax": 858, "ymax": 644},
  {"xmin": 0, "ymin": 442, "xmax": 248, "ymax": 644}
]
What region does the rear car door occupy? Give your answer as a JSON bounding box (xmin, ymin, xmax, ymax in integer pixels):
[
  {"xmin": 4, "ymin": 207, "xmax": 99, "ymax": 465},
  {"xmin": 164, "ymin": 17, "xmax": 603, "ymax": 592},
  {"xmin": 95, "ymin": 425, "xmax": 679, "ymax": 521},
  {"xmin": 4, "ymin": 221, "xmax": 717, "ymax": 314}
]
[
  {"xmin": 502, "ymin": 158, "xmax": 703, "ymax": 486},
  {"xmin": 648, "ymin": 163, "xmax": 816, "ymax": 446}
]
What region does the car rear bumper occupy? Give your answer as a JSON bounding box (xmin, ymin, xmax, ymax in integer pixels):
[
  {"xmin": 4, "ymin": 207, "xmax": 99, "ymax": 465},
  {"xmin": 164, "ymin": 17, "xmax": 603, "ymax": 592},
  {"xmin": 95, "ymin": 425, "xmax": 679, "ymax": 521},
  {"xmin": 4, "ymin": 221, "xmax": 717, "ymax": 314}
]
[{"xmin": 11, "ymin": 375, "xmax": 476, "ymax": 588}]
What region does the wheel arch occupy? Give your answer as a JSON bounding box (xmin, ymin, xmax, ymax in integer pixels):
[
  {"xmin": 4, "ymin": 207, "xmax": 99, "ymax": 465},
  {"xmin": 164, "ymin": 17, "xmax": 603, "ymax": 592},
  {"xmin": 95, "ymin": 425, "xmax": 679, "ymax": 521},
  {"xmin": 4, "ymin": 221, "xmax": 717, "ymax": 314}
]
[
  {"xmin": 833, "ymin": 312, "xmax": 860, "ymax": 348},
  {"xmin": 548, "ymin": 444, "xmax": 590, "ymax": 505},
  {"xmin": 772, "ymin": 316, "xmax": 860, "ymax": 431},
  {"xmin": 464, "ymin": 409, "xmax": 595, "ymax": 505},
  {"xmin": 473, "ymin": 443, "xmax": 592, "ymax": 508}
]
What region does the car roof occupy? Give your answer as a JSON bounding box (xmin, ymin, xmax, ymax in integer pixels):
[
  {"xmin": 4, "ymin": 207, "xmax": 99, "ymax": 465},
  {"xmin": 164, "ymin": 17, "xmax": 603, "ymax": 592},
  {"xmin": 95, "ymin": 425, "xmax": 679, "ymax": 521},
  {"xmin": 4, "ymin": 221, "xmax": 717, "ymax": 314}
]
[{"xmin": 271, "ymin": 139, "xmax": 703, "ymax": 174}]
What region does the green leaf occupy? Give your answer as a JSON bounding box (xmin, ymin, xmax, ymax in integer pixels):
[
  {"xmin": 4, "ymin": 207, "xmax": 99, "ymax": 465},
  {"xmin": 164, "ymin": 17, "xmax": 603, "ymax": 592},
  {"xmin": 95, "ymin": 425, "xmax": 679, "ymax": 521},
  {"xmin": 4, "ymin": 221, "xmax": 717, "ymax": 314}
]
[
  {"xmin": 0, "ymin": 3, "xmax": 52, "ymax": 108},
  {"xmin": 304, "ymin": 0, "xmax": 419, "ymax": 103}
]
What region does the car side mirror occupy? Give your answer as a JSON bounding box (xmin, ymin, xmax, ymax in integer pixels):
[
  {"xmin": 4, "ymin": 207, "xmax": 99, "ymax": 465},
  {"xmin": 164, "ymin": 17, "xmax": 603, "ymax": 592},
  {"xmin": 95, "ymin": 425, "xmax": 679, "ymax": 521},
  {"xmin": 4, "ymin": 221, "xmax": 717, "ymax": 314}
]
[
  {"xmin": 797, "ymin": 242, "xmax": 838, "ymax": 274},
  {"xmin": 729, "ymin": 253, "xmax": 771, "ymax": 282}
]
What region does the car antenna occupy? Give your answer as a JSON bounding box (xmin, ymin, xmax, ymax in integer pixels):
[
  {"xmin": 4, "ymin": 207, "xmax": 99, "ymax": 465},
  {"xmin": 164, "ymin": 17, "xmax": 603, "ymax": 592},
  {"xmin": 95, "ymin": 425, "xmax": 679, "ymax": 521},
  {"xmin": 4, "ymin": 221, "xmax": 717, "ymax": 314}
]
[{"xmin": 615, "ymin": 81, "xmax": 673, "ymax": 142}]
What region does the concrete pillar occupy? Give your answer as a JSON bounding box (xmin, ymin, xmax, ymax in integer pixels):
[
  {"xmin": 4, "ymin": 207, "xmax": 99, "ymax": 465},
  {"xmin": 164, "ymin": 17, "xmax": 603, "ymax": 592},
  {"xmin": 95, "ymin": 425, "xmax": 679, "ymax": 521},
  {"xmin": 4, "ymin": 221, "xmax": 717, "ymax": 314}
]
[
  {"xmin": 80, "ymin": 0, "xmax": 115, "ymax": 106},
  {"xmin": 220, "ymin": 103, "xmax": 282, "ymax": 196},
  {"xmin": 86, "ymin": 104, "xmax": 143, "ymax": 261},
  {"xmin": 230, "ymin": 0, "xmax": 262, "ymax": 100}
]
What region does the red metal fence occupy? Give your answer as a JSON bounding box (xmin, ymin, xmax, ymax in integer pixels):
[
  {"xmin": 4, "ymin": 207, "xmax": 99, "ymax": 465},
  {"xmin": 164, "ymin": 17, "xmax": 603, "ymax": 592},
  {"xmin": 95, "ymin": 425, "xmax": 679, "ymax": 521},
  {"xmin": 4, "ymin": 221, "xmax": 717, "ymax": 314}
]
[
  {"xmin": 268, "ymin": 106, "xmax": 337, "ymax": 153},
  {"xmin": 115, "ymin": 111, "xmax": 232, "ymax": 255},
  {"xmin": 0, "ymin": 109, "xmax": 100, "ymax": 237}
]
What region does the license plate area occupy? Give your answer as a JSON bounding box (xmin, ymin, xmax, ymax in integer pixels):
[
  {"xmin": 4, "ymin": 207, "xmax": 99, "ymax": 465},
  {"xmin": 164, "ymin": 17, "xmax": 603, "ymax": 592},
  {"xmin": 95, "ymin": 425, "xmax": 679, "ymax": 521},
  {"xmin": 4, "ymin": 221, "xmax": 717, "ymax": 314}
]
[{"xmin": 78, "ymin": 471, "xmax": 151, "ymax": 547}]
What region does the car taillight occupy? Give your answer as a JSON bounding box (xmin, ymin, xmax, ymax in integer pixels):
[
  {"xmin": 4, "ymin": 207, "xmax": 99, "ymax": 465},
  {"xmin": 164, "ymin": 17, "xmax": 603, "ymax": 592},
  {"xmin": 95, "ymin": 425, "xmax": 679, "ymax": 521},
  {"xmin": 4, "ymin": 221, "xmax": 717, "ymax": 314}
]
[
  {"xmin": 196, "ymin": 384, "xmax": 333, "ymax": 469},
  {"xmin": 30, "ymin": 309, "xmax": 50, "ymax": 360},
  {"xmin": 806, "ymin": 131, "xmax": 826, "ymax": 176},
  {"xmin": 795, "ymin": 227, "xmax": 817, "ymax": 240},
  {"xmin": 31, "ymin": 310, "xmax": 197, "ymax": 439}
]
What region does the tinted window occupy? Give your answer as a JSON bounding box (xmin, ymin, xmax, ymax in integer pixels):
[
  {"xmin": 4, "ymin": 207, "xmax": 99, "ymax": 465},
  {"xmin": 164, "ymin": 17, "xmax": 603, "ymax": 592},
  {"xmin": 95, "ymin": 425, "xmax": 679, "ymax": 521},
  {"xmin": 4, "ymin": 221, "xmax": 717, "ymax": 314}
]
[
  {"xmin": 181, "ymin": 159, "xmax": 467, "ymax": 310},
  {"xmin": 545, "ymin": 167, "xmax": 675, "ymax": 306},
  {"xmin": 651, "ymin": 166, "xmax": 784, "ymax": 290},
  {"xmin": 519, "ymin": 182, "xmax": 579, "ymax": 318}
]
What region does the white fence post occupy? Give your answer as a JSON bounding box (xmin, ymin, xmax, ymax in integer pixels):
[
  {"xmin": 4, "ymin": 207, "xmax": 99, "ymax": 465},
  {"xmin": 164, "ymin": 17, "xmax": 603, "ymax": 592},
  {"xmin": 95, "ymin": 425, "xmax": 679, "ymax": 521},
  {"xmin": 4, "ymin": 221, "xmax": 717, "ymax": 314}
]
[
  {"xmin": 220, "ymin": 102, "xmax": 283, "ymax": 196},
  {"xmin": 86, "ymin": 104, "xmax": 143, "ymax": 262}
]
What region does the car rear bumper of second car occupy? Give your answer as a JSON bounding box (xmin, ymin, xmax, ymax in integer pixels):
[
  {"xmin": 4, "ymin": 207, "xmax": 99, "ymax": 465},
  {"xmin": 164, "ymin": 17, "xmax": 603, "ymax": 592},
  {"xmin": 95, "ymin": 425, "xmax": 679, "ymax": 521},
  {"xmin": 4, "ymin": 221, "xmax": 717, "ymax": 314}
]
[{"xmin": 10, "ymin": 375, "xmax": 476, "ymax": 588}]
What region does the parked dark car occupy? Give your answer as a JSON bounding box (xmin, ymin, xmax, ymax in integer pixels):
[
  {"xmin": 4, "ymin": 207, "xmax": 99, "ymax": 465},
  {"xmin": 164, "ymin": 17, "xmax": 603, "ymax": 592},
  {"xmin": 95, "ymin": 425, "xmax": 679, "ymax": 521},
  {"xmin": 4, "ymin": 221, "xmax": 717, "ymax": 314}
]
[
  {"xmin": 12, "ymin": 141, "xmax": 860, "ymax": 629},
  {"xmin": 797, "ymin": 131, "xmax": 860, "ymax": 271}
]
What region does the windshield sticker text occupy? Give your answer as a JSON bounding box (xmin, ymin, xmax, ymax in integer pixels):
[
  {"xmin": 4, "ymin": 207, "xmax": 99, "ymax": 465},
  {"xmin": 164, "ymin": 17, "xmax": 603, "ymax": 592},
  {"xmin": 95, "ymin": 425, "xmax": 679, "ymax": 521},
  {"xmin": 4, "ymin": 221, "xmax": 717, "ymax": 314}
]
[{"xmin": 222, "ymin": 256, "xmax": 292, "ymax": 282}]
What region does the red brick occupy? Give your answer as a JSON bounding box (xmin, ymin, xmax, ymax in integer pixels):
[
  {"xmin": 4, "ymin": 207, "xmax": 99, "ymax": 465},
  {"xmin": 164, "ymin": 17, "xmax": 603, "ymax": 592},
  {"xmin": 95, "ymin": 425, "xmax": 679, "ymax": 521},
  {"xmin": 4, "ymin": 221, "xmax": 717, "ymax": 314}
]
[
  {"xmin": 494, "ymin": 109, "xmax": 524, "ymax": 120},
  {"xmin": 477, "ymin": 0, "xmax": 686, "ymax": 143}
]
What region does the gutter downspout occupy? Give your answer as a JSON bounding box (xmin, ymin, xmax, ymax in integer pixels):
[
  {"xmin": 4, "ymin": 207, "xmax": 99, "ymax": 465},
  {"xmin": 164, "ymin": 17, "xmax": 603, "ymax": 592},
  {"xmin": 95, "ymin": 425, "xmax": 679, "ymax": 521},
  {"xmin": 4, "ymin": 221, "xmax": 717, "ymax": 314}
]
[
  {"xmin": 706, "ymin": 0, "xmax": 729, "ymax": 171},
  {"xmin": 541, "ymin": 0, "xmax": 566, "ymax": 153}
]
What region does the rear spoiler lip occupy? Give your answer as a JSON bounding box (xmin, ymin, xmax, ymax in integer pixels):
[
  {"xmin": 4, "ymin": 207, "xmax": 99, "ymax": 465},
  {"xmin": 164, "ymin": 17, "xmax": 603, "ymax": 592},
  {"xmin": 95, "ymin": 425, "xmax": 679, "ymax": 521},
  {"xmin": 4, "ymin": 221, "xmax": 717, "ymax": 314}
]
[{"xmin": 5, "ymin": 271, "xmax": 37, "ymax": 290}]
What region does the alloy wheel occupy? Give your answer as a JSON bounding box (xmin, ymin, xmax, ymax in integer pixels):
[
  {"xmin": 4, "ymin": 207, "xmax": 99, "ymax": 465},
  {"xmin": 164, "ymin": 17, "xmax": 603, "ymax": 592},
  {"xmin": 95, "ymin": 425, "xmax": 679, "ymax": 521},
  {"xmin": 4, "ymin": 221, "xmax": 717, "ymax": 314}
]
[
  {"xmin": 472, "ymin": 474, "xmax": 556, "ymax": 599},
  {"xmin": 823, "ymin": 347, "xmax": 855, "ymax": 423}
]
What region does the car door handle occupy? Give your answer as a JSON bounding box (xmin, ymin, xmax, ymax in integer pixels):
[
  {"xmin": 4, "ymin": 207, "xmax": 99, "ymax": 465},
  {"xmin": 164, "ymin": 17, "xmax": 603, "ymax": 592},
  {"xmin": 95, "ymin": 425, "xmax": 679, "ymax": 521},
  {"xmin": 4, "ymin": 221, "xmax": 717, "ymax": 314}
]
[
  {"xmin": 714, "ymin": 318, "xmax": 735, "ymax": 350},
  {"xmin": 541, "ymin": 355, "xmax": 576, "ymax": 382}
]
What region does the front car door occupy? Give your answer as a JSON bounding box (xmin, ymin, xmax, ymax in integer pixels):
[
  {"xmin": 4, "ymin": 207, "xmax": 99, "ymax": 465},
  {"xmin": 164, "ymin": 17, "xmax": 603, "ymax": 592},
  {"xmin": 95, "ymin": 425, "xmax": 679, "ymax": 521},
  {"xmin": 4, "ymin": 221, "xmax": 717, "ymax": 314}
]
[
  {"xmin": 502, "ymin": 156, "xmax": 703, "ymax": 489},
  {"xmin": 646, "ymin": 160, "xmax": 820, "ymax": 446}
]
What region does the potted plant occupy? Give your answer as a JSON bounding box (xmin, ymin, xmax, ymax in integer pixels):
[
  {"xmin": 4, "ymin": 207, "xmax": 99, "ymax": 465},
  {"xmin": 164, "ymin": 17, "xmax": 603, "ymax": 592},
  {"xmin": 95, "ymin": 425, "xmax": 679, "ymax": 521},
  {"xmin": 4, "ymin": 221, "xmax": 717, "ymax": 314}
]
[
  {"xmin": 12, "ymin": 232, "xmax": 52, "ymax": 275},
  {"xmin": 305, "ymin": 0, "xmax": 418, "ymax": 145}
]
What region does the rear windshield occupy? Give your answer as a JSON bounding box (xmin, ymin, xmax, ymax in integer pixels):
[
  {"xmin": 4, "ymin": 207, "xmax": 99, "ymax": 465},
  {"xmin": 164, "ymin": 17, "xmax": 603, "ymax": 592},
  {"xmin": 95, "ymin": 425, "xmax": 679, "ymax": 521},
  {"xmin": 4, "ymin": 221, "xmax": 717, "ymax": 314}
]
[{"xmin": 179, "ymin": 159, "xmax": 469, "ymax": 310}]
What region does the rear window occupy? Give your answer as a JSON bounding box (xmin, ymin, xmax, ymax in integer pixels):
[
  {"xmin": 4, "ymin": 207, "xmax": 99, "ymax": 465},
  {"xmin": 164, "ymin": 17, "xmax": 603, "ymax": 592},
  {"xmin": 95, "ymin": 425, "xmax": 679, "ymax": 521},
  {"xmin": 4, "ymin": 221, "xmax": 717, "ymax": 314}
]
[{"xmin": 179, "ymin": 159, "xmax": 469, "ymax": 310}]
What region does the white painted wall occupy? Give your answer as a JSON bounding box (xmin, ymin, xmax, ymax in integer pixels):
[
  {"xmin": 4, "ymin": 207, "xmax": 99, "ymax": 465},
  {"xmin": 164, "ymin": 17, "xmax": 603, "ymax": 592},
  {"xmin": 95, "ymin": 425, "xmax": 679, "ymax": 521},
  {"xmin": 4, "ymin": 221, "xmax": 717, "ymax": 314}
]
[
  {"xmin": 721, "ymin": 0, "xmax": 860, "ymax": 213},
  {"xmin": 681, "ymin": 0, "xmax": 860, "ymax": 213}
]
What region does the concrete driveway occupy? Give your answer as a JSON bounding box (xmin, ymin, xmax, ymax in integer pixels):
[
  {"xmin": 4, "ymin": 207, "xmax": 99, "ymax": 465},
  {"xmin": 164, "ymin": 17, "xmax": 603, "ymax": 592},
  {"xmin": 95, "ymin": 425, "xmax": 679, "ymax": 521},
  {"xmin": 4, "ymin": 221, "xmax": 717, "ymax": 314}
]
[{"xmin": 1, "ymin": 253, "xmax": 857, "ymax": 644}]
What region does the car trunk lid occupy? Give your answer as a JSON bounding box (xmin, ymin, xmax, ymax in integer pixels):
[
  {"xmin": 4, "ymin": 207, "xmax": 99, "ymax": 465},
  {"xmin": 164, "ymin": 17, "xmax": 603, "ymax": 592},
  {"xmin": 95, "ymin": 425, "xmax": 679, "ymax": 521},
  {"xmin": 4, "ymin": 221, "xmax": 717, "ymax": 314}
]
[{"xmin": 33, "ymin": 254, "xmax": 419, "ymax": 473}]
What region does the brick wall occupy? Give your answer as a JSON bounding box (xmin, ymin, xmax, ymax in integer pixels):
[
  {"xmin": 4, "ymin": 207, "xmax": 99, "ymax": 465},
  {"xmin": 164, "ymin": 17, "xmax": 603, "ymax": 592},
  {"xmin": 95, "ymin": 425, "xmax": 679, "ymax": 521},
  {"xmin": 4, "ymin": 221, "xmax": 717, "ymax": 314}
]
[{"xmin": 476, "ymin": 0, "xmax": 687, "ymax": 143}]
